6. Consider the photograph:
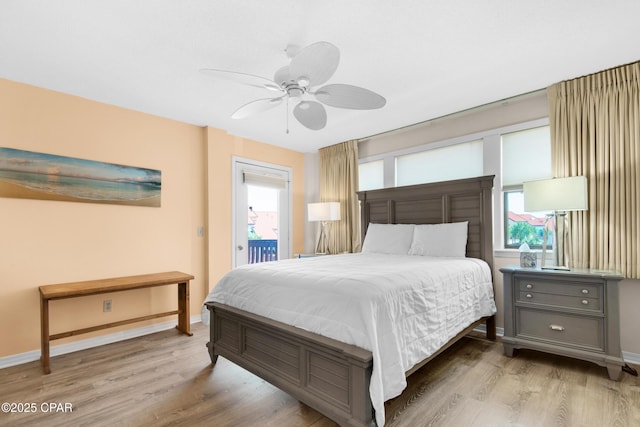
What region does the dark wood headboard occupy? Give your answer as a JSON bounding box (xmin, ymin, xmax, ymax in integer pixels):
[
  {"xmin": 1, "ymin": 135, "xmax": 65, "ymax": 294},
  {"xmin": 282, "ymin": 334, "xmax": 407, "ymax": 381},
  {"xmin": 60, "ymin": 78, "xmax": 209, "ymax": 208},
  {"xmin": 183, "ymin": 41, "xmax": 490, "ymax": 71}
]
[{"xmin": 357, "ymin": 175, "xmax": 495, "ymax": 270}]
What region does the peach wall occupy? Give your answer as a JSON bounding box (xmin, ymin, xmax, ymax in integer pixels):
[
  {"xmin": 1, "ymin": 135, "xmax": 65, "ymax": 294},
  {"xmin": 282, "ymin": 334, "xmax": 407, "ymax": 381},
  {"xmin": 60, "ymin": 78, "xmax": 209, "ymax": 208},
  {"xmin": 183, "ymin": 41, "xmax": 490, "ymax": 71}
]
[
  {"xmin": 205, "ymin": 127, "xmax": 305, "ymax": 287},
  {"xmin": 0, "ymin": 78, "xmax": 306, "ymax": 361},
  {"xmin": 0, "ymin": 78, "xmax": 209, "ymax": 358}
]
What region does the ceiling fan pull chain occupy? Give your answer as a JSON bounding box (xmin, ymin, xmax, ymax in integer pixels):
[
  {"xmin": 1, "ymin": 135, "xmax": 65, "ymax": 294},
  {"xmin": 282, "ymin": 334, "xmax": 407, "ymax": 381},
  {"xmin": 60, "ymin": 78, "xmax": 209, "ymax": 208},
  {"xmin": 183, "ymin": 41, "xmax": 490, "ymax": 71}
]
[{"xmin": 286, "ymin": 97, "xmax": 290, "ymax": 134}]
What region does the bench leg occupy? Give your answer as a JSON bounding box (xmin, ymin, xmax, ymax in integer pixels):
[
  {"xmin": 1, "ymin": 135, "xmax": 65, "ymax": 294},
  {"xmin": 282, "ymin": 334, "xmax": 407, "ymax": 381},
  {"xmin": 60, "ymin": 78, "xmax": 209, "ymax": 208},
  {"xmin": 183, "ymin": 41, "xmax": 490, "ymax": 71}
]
[
  {"xmin": 177, "ymin": 281, "xmax": 193, "ymax": 336},
  {"xmin": 40, "ymin": 296, "xmax": 51, "ymax": 374}
]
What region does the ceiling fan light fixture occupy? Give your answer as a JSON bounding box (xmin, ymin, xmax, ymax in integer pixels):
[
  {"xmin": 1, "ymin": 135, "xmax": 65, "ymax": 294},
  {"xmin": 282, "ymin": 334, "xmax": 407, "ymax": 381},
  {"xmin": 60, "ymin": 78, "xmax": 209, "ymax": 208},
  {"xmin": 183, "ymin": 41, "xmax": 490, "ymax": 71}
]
[{"xmin": 287, "ymin": 86, "xmax": 304, "ymax": 98}]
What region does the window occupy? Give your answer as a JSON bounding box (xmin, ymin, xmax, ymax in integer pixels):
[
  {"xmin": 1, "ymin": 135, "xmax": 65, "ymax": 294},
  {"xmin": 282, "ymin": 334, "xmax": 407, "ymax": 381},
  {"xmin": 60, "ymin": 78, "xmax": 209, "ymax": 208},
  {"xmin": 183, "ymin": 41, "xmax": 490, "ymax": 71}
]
[
  {"xmin": 395, "ymin": 140, "xmax": 483, "ymax": 186},
  {"xmin": 358, "ymin": 159, "xmax": 384, "ymax": 191},
  {"xmin": 504, "ymin": 190, "xmax": 552, "ymax": 249},
  {"xmin": 501, "ymin": 126, "xmax": 552, "ymax": 249},
  {"xmin": 357, "ymin": 118, "xmax": 550, "ymax": 250}
]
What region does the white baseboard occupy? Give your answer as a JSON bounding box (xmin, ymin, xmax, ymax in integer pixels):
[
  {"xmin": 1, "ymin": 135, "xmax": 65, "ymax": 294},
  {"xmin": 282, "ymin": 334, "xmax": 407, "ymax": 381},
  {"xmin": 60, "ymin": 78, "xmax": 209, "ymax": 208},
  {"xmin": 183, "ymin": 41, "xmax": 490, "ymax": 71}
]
[
  {"xmin": 622, "ymin": 351, "xmax": 640, "ymax": 366},
  {"xmin": 0, "ymin": 315, "xmax": 201, "ymax": 370}
]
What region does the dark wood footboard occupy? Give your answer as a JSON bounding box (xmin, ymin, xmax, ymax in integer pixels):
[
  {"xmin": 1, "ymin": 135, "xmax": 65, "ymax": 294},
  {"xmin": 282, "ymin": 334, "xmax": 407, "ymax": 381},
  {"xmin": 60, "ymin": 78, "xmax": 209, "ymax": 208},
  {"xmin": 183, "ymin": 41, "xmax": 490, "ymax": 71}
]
[
  {"xmin": 206, "ymin": 302, "xmax": 375, "ymax": 427},
  {"xmin": 206, "ymin": 301, "xmax": 496, "ymax": 427}
]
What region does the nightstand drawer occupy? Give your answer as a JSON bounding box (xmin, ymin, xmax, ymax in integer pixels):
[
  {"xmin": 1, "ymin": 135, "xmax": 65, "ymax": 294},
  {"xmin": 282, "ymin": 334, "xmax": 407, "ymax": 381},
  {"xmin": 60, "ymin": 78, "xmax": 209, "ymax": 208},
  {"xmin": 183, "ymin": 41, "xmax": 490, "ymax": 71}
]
[
  {"xmin": 517, "ymin": 291, "xmax": 602, "ymax": 312},
  {"xmin": 517, "ymin": 308, "xmax": 604, "ymax": 351},
  {"xmin": 517, "ymin": 278, "xmax": 601, "ymax": 298}
]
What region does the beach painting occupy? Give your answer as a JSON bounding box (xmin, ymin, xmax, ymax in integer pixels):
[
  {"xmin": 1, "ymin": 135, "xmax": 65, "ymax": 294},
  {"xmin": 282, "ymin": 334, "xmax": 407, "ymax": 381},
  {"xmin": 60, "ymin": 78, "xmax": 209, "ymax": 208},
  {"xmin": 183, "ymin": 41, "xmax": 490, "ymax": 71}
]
[{"xmin": 0, "ymin": 147, "xmax": 161, "ymax": 207}]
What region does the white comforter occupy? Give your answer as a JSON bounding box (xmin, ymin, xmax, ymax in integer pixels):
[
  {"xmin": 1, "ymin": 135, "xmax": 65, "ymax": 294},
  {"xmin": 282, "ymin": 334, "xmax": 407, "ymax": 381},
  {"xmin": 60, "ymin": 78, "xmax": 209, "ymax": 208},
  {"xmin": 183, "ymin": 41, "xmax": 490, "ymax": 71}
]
[{"xmin": 202, "ymin": 253, "xmax": 496, "ymax": 426}]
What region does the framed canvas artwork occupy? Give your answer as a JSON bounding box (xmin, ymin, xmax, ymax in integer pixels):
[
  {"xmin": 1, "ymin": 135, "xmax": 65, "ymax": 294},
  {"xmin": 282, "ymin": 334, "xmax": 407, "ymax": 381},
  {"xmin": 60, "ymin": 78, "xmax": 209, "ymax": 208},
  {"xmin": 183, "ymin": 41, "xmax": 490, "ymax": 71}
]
[{"xmin": 0, "ymin": 147, "xmax": 161, "ymax": 207}]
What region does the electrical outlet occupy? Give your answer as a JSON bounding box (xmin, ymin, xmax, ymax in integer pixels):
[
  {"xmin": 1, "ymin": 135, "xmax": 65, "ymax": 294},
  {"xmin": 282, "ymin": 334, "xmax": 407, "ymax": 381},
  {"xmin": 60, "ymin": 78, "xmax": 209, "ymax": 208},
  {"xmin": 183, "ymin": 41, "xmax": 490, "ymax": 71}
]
[{"xmin": 103, "ymin": 299, "xmax": 112, "ymax": 312}]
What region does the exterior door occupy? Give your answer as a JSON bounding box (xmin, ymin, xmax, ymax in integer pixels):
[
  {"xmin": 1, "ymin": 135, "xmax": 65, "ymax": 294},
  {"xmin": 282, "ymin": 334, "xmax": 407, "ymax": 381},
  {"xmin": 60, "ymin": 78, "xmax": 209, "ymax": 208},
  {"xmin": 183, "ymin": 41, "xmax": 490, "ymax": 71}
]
[{"xmin": 233, "ymin": 159, "xmax": 291, "ymax": 267}]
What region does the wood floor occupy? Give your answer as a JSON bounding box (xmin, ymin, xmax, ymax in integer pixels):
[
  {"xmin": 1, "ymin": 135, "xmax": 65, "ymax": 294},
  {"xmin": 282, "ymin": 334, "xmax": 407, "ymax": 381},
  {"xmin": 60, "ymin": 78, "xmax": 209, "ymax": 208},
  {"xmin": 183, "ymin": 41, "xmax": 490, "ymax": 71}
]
[{"xmin": 1, "ymin": 323, "xmax": 639, "ymax": 427}]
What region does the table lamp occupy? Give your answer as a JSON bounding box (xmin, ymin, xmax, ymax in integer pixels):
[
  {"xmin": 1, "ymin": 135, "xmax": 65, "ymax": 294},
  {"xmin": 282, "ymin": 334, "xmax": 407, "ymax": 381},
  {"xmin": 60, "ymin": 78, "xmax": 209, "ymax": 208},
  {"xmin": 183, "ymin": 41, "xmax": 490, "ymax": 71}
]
[
  {"xmin": 308, "ymin": 202, "xmax": 341, "ymax": 254},
  {"xmin": 523, "ymin": 176, "xmax": 588, "ymax": 269}
]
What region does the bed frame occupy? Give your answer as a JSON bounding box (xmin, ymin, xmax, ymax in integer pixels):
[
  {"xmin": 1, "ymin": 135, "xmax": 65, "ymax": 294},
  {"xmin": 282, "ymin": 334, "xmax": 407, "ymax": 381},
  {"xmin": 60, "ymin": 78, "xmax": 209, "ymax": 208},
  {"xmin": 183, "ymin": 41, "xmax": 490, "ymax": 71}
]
[{"xmin": 206, "ymin": 175, "xmax": 496, "ymax": 426}]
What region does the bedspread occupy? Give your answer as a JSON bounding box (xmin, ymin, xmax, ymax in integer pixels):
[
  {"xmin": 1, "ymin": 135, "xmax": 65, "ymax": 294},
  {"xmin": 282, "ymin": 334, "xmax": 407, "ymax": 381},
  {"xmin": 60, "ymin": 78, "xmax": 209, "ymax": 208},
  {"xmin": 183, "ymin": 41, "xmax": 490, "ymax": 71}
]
[{"xmin": 202, "ymin": 253, "xmax": 496, "ymax": 426}]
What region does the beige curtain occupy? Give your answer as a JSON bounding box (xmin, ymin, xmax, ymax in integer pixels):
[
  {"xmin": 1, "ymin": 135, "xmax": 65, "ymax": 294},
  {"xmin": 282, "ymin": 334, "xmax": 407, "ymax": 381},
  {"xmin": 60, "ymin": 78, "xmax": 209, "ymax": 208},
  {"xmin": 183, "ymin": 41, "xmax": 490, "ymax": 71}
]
[
  {"xmin": 548, "ymin": 61, "xmax": 640, "ymax": 278},
  {"xmin": 318, "ymin": 140, "xmax": 361, "ymax": 254}
]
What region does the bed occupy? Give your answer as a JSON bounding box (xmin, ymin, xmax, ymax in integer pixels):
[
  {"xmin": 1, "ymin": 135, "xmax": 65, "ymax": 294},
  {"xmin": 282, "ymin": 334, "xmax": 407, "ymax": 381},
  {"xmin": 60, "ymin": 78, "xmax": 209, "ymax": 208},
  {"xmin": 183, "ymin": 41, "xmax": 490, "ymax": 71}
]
[{"xmin": 204, "ymin": 175, "xmax": 496, "ymax": 426}]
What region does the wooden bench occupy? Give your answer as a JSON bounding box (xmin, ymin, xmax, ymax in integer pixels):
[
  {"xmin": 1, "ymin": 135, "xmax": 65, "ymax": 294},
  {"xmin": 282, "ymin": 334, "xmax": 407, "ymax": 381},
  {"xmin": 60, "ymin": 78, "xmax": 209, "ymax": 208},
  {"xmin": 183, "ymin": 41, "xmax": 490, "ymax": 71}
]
[{"xmin": 39, "ymin": 271, "xmax": 194, "ymax": 374}]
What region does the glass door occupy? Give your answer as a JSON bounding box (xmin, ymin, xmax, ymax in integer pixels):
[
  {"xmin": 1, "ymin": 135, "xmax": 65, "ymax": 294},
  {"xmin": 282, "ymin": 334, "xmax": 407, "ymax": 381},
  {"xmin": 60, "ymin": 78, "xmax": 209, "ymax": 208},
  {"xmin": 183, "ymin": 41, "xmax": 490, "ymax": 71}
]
[{"xmin": 233, "ymin": 159, "xmax": 290, "ymax": 267}]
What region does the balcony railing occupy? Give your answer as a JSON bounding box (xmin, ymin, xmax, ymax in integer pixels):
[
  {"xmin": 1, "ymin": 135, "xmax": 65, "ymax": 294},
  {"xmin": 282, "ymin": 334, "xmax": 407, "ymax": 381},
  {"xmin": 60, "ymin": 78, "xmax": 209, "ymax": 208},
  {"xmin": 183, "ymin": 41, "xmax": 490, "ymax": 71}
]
[{"xmin": 248, "ymin": 239, "xmax": 278, "ymax": 264}]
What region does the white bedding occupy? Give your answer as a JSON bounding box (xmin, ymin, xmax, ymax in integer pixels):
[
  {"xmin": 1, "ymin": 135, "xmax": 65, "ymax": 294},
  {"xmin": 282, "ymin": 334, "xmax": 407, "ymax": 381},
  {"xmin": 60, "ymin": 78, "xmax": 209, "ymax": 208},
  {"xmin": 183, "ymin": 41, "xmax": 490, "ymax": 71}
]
[{"xmin": 202, "ymin": 253, "xmax": 496, "ymax": 426}]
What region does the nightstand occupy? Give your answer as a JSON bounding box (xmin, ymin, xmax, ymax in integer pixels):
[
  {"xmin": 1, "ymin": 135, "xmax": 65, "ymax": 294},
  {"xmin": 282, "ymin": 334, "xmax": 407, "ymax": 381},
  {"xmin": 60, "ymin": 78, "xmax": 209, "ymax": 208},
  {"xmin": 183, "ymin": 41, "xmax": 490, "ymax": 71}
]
[{"xmin": 500, "ymin": 266, "xmax": 625, "ymax": 380}]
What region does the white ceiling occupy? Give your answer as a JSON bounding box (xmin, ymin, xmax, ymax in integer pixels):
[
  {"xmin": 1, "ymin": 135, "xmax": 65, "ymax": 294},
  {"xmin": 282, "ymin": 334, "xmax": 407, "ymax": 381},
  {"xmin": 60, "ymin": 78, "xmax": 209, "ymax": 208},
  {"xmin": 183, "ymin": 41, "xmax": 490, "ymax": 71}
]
[{"xmin": 2, "ymin": 1, "xmax": 639, "ymax": 153}]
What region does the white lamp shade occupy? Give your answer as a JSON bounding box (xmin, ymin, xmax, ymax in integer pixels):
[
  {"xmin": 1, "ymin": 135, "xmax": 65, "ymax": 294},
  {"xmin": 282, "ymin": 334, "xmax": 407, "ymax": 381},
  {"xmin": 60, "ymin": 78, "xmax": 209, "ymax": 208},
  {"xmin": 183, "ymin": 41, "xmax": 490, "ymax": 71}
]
[
  {"xmin": 523, "ymin": 176, "xmax": 588, "ymax": 212},
  {"xmin": 308, "ymin": 202, "xmax": 341, "ymax": 221}
]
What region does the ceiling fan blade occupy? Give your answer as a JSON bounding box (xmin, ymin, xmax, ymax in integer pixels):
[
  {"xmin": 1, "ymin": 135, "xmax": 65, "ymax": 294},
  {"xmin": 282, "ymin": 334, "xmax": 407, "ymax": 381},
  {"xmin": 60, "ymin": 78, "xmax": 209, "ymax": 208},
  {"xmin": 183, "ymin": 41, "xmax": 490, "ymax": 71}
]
[
  {"xmin": 314, "ymin": 84, "xmax": 386, "ymax": 110},
  {"xmin": 231, "ymin": 97, "xmax": 283, "ymax": 119},
  {"xmin": 273, "ymin": 65, "xmax": 291, "ymax": 86},
  {"xmin": 200, "ymin": 68, "xmax": 282, "ymax": 92},
  {"xmin": 289, "ymin": 41, "xmax": 339, "ymax": 87},
  {"xmin": 293, "ymin": 101, "xmax": 327, "ymax": 130}
]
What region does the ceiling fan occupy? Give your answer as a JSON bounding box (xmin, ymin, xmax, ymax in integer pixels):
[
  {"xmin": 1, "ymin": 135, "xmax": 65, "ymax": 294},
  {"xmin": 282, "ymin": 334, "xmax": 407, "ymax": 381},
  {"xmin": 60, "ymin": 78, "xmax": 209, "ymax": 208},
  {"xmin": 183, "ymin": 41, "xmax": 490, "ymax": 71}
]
[{"xmin": 200, "ymin": 41, "xmax": 386, "ymax": 132}]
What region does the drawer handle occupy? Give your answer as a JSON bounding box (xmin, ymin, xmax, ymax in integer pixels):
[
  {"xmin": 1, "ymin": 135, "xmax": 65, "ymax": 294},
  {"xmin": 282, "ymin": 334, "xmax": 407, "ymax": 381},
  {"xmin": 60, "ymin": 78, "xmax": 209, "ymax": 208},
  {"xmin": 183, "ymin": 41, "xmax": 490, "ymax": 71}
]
[
  {"xmin": 582, "ymin": 300, "xmax": 589, "ymax": 305},
  {"xmin": 549, "ymin": 325, "xmax": 565, "ymax": 331},
  {"xmin": 525, "ymin": 294, "xmax": 533, "ymax": 299},
  {"xmin": 526, "ymin": 284, "xmax": 533, "ymax": 289},
  {"xmin": 582, "ymin": 289, "xmax": 589, "ymax": 294}
]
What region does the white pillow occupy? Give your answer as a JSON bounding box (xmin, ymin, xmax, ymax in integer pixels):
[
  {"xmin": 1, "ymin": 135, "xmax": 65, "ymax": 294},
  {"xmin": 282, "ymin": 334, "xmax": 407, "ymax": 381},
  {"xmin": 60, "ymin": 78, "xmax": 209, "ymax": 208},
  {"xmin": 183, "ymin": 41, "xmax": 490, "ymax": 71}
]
[
  {"xmin": 361, "ymin": 223, "xmax": 415, "ymax": 255},
  {"xmin": 408, "ymin": 221, "xmax": 468, "ymax": 257}
]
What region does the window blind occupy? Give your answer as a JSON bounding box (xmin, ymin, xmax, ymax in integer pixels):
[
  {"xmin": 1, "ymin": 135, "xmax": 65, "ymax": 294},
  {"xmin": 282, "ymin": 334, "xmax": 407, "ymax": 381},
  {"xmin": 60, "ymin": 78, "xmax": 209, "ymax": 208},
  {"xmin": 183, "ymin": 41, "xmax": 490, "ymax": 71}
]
[
  {"xmin": 395, "ymin": 140, "xmax": 483, "ymax": 186},
  {"xmin": 502, "ymin": 126, "xmax": 551, "ymax": 189},
  {"xmin": 358, "ymin": 160, "xmax": 384, "ymax": 191},
  {"xmin": 242, "ymin": 171, "xmax": 288, "ymax": 190}
]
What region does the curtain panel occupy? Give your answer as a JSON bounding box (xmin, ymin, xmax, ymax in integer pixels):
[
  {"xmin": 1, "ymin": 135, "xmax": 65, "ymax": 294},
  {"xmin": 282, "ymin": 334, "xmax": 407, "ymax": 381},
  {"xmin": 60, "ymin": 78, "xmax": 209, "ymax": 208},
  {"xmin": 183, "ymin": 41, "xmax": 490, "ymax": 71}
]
[
  {"xmin": 318, "ymin": 140, "xmax": 361, "ymax": 254},
  {"xmin": 548, "ymin": 61, "xmax": 640, "ymax": 278}
]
